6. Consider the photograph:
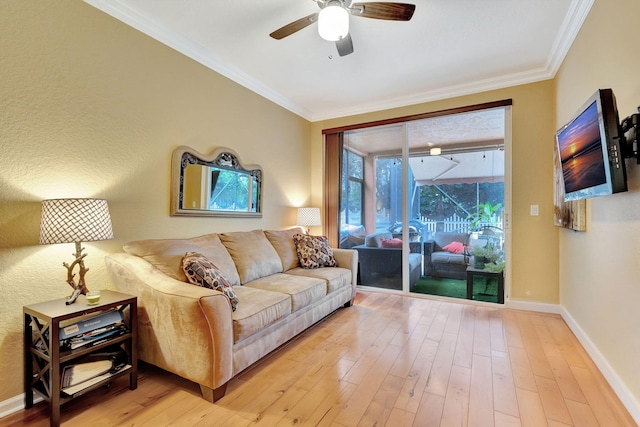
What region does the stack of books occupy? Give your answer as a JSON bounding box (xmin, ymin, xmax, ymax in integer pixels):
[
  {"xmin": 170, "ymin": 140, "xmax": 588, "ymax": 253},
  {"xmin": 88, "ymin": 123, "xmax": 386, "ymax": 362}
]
[
  {"xmin": 58, "ymin": 309, "xmax": 131, "ymax": 395},
  {"xmin": 60, "ymin": 309, "xmax": 128, "ymax": 351},
  {"xmin": 61, "ymin": 346, "xmax": 129, "ymax": 395}
]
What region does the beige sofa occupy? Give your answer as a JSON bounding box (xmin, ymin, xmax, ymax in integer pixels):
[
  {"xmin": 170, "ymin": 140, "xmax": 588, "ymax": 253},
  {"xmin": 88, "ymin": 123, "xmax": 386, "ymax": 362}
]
[{"xmin": 104, "ymin": 228, "xmax": 357, "ymax": 402}]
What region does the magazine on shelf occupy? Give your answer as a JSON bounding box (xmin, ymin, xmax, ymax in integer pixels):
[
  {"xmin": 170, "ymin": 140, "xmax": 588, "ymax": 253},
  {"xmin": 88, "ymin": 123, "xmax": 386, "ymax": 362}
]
[
  {"xmin": 61, "ymin": 323, "xmax": 129, "ymax": 350},
  {"xmin": 61, "ymin": 346, "xmax": 129, "ymax": 393},
  {"xmin": 60, "ymin": 309, "xmax": 124, "ymax": 340},
  {"xmin": 61, "ymin": 364, "xmax": 131, "ymax": 396},
  {"xmin": 62, "ymin": 360, "xmax": 113, "ymax": 388}
]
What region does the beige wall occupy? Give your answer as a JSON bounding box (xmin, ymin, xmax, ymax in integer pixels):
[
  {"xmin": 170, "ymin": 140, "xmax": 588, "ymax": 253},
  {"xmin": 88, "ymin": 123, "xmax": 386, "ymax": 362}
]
[
  {"xmin": 8, "ymin": 0, "xmax": 635, "ymax": 413},
  {"xmin": 555, "ymin": 0, "xmax": 640, "ymax": 408},
  {"xmin": 0, "ymin": 1, "xmax": 311, "ymax": 401},
  {"xmin": 312, "ymin": 81, "xmax": 560, "ymax": 304}
]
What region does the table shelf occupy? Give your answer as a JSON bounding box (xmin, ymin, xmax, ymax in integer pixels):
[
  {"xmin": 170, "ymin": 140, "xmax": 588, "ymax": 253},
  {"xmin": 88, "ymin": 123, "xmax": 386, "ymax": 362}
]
[{"xmin": 23, "ymin": 290, "xmax": 137, "ymax": 427}]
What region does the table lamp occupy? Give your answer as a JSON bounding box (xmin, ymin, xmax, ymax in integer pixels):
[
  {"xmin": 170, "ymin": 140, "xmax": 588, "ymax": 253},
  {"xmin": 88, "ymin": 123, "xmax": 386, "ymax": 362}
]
[
  {"xmin": 39, "ymin": 198, "xmax": 114, "ymax": 304},
  {"xmin": 296, "ymin": 207, "xmax": 321, "ymax": 234}
]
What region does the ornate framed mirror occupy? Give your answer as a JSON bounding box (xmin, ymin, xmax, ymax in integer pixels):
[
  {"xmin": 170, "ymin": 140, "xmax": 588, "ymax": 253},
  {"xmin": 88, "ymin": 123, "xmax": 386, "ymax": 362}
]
[{"xmin": 170, "ymin": 146, "xmax": 262, "ymax": 217}]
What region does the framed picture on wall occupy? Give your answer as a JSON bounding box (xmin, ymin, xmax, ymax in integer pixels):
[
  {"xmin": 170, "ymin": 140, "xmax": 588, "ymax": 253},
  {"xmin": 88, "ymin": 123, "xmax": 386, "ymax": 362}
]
[{"xmin": 553, "ymin": 142, "xmax": 586, "ymax": 231}]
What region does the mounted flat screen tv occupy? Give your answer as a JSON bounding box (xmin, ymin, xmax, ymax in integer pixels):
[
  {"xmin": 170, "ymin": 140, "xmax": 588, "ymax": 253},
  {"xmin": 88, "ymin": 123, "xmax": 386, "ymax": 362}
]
[{"xmin": 555, "ymin": 89, "xmax": 627, "ymax": 201}]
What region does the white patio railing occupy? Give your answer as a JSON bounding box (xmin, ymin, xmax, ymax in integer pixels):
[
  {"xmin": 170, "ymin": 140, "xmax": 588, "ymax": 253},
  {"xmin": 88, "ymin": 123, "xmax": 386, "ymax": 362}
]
[{"xmin": 420, "ymin": 213, "xmax": 503, "ymax": 234}]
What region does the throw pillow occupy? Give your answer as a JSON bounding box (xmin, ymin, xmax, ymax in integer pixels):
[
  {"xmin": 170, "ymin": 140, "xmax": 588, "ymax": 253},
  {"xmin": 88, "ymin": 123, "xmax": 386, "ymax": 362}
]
[
  {"xmin": 380, "ymin": 238, "xmax": 403, "ymax": 249},
  {"xmin": 442, "ymin": 241, "xmax": 464, "ymax": 254},
  {"xmin": 293, "ymin": 234, "xmax": 337, "ymax": 269},
  {"xmin": 181, "ymin": 252, "xmax": 239, "ymax": 311}
]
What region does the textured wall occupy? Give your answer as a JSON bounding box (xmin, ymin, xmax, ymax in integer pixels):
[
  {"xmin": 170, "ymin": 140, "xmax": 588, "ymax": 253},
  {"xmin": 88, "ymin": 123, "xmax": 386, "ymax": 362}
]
[
  {"xmin": 0, "ymin": 1, "xmax": 311, "ymax": 401},
  {"xmin": 312, "ymin": 80, "xmax": 560, "ymax": 303},
  {"xmin": 555, "ymin": 0, "xmax": 640, "ymax": 411}
]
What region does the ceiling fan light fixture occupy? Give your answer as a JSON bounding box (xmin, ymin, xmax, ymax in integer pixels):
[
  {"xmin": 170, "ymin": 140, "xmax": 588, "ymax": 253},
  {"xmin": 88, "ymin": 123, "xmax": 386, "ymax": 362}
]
[{"xmin": 318, "ymin": 4, "xmax": 349, "ymax": 41}]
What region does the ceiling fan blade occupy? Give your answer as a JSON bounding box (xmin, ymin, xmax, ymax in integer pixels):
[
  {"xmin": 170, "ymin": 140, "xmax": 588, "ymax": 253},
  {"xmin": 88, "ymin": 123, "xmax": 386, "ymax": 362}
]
[
  {"xmin": 269, "ymin": 13, "xmax": 319, "ymax": 40},
  {"xmin": 350, "ymin": 2, "xmax": 415, "ymax": 21},
  {"xmin": 336, "ymin": 33, "xmax": 354, "ymax": 57}
]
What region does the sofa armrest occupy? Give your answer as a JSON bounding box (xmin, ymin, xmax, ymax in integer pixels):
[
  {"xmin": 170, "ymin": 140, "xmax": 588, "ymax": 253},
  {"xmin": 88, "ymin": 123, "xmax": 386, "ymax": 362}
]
[
  {"xmin": 423, "ymin": 240, "xmax": 435, "ymax": 258},
  {"xmin": 332, "ymin": 248, "xmax": 358, "ymax": 298},
  {"xmin": 104, "ymin": 253, "xmax": 234, "ymax": 391}
]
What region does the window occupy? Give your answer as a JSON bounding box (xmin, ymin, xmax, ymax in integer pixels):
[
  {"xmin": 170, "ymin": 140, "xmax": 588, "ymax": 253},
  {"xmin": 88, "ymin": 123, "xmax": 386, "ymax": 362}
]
[{"xmin": 340, "ymin": 149, "xmax": 364, "ymax": 246}]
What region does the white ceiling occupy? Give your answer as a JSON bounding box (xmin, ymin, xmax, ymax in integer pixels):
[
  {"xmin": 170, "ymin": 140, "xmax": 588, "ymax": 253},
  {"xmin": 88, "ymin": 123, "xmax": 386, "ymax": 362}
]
[
  {"xmin": 84, "ymin": 0, "xmax": 592, "ymax": 122},
  {"xmin": 344, "ymin": 107, "xmax": 506, "ymax": 182}
]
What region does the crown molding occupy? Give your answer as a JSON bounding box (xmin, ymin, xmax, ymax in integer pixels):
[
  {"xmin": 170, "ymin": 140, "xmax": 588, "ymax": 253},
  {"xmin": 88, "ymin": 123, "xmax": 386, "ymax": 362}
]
[{"xmin": 84, "ymin": 0, "xmax": 593, "ymax": 123}]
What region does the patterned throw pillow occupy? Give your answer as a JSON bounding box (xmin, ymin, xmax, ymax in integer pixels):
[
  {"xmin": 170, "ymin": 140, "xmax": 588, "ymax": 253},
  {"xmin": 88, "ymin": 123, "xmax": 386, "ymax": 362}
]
[
  {"xmin": 181, "ymin": 252, "xmax": 239, "ymax": 311},
  {"xmin": 293, "ymin": 234, "xmax": 337, "ymax": 269}
]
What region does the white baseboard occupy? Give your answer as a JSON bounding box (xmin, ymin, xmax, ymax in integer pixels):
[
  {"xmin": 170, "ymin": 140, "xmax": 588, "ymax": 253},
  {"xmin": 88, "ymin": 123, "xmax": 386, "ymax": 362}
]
[
  {"xmin": 504, "ymin": 298, "xmax": 563, "ymax": 314},
  {"xmin": 0, "ymin": 393, "xmax": 41, "ymax": 420},
  {"xmin": 559, "ymin": 307, "xmax": 640, "ymax": 425}
]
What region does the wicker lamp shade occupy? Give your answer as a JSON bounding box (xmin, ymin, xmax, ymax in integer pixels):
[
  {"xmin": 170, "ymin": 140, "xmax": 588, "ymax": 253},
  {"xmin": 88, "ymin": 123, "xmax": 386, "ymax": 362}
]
[
  {"xmin": 297, "ymin": 207, "xmax": 321, "ymax": 234},
  {"xmin": 40, "ymin": 198, "xmax": 114, "ymax": 245},
  {"xmin": 39, "ymin": 198, "xmax": 114, "ymax": 304}
]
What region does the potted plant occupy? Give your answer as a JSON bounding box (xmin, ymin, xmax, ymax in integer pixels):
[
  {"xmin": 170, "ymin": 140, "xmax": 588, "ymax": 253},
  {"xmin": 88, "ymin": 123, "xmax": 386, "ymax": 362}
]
[
  {"xmin": 467, "ymin": 201, "xmax": 502, "ymax": 232},
  {"xmin": 471, "ymin": 242, "xmax": 501, "ymax": 269}
]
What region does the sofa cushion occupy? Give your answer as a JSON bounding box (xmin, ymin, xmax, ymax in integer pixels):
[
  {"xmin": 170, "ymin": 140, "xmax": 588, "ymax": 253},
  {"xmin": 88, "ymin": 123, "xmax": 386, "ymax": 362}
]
[
  {"xmin": 181, "ymin": 252, "xmax": 239, "ymax": 311},
  {"xmin": 431, "ymin": 251, "xmax": 468, "ymax": 265},
  {"xmin": 285, "ymin": 267, "xmax": 352, "ymax": 294},
  {"xmin": 293, "ymin": 234, "xmax": 337, "ymax": 269},
  {"xmin": 244, "ymin": 273, "xmax": 326, "ymax": 313},
  {"xmin": 365, "ymin": 232, "xmax": 393, "ymax": 248},
  {"xmin": 231, "ymin": 286, "xmax": 291, "ymax": 342},
  {"xmin": 123, "ymin": 233, "xmax": 241, "ymax": 286},
  {"xmin": 220, "ymin": 230, "xmax": 283, "ymax": 284},
  {"xmin": 264, "ymin": 228, "xmax": 304, "ymax": 271},
  {"xmin": 381, "ymin": 238, "xmax": 403, "ymax": 248}
]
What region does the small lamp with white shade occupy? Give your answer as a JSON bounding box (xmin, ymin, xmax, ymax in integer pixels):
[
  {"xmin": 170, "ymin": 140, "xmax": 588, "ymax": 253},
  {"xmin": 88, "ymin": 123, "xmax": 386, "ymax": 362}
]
[{"xmin": 296, "ymin": 207, "xmax": 321, "ymax": 234}]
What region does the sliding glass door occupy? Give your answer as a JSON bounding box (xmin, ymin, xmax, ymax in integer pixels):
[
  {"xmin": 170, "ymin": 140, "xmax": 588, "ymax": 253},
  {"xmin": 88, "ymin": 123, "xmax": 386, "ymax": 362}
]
[{"xmin": 332, "ymin": 102, "xmax": 510, "ymax": 303}]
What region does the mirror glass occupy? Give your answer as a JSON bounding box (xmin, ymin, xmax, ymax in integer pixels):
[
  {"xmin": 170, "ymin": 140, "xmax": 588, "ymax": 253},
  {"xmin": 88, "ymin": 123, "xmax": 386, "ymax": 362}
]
[{"xmin": 171, "ymin": 146, "xmax": 262, "ymax": 217}]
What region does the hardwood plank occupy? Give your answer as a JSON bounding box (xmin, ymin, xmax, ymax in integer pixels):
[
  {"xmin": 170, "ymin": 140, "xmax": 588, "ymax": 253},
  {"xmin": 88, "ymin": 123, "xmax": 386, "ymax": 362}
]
[
  {"xmin": 386, "ymin": 407, "xmax": 415, "ymax": 426},
  {"xmin": 502, "ymin": 310, "xmax": 525, "ymax": 349},
  {"xmin": 388, "ymin": 324, "xmax": 429, "ymax": 379},
  {"xmin": 276, "ymin": 377, "xmax": 356, "ymax": 426},
  {"xmin": 357, "ymin": 373, "xmax": 404, "ymax": 426},
  {"xmin": 472, "ymin": 307, "xmax": 492, "ymax": 357},
  {"xmin": 413, "ymin": 392, "xmax": 445, "ymax": 426},
  {"xmin": 534, "ymin": 375, "xmax": 572, "ymax": 425},
  {"xmin": 393, "ymin": 338, "xmax": 438, "ymax": 413},
  {"xmin": 4, "ymin": 291, "xmax": 635, "ymax": 427},
  {"xmin": 453, "ymin": 304, "xmax": 476, "ymax": 369},
  {"xmin": 423, "ymin": 332, "xmax": 458, "ymax": 397},
  {"xmin": 543, "ymin": 315, "xmax": 589, "ymax": 369},
  {"xmin": 565, "ymin": 398, "xmax": 600, "ymax": 427},
  {"xmin": 514, "ymin": 388, "xmax": 547, "ymax": 427},
  {"xmin": 516, "ymin": 312, "xmax": 554, "ymax": 379},
  {"xmin": 489, "ymin": 310, "xmax": 507, "ymax": 353},
  {"xmin": 426, "ymin": 300, "xmax": 452, "ymax": 342},
  {"xmin": 508, "ymin": 346, "xmax": 537, "ymax": 392},
  {"xmin": 444, "ymin": 300, "xmax": 463, "ymax": 334},
  {"xmin": 570, "ymin": 364, "xmax": 636, "ymax": 427},
  {"xmin": 468, "ymin": 354, "xmax": 494, "ymax": 427},
  {"xmin": 494, "ymin": 411, "xmax": 522, "ymax": 427},
  {"xmin": 332, "ymin": 343, "xmax": 402, "ymax": 426},
  {"xmin": 440, "ymin": 365, "xmax": 471, "ymax": 426},
  {"xmin": 491, "ymin": 350, "xmax": 519, "ymax": 417},
  {"xmin": 537, "ymin": 322, "xmax": 587, "ymax": 403}
]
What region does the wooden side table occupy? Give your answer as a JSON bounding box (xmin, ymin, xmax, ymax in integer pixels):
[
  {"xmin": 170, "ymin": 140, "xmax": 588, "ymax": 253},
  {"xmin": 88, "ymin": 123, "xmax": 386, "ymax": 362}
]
[
  {"xmin": 466, "ymin": 266, "xmax": 504, "ymax": 304},
  {"xmin": 23, "ymin": 290, "xmax": 137, "ymax": 427}
]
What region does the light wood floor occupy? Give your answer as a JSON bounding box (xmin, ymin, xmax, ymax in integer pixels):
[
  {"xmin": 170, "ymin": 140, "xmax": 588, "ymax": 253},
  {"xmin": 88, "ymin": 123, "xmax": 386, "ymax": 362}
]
[{"xmin": 4, "ymin": 291, "xmax": 636, "ymax": 426}]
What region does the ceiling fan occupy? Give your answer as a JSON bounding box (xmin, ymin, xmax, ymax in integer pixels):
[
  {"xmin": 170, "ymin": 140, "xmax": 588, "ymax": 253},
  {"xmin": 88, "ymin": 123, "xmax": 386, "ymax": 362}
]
[{"xmin": 269, "ymin": 0, "xmax": 416, "ymax": 57}]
